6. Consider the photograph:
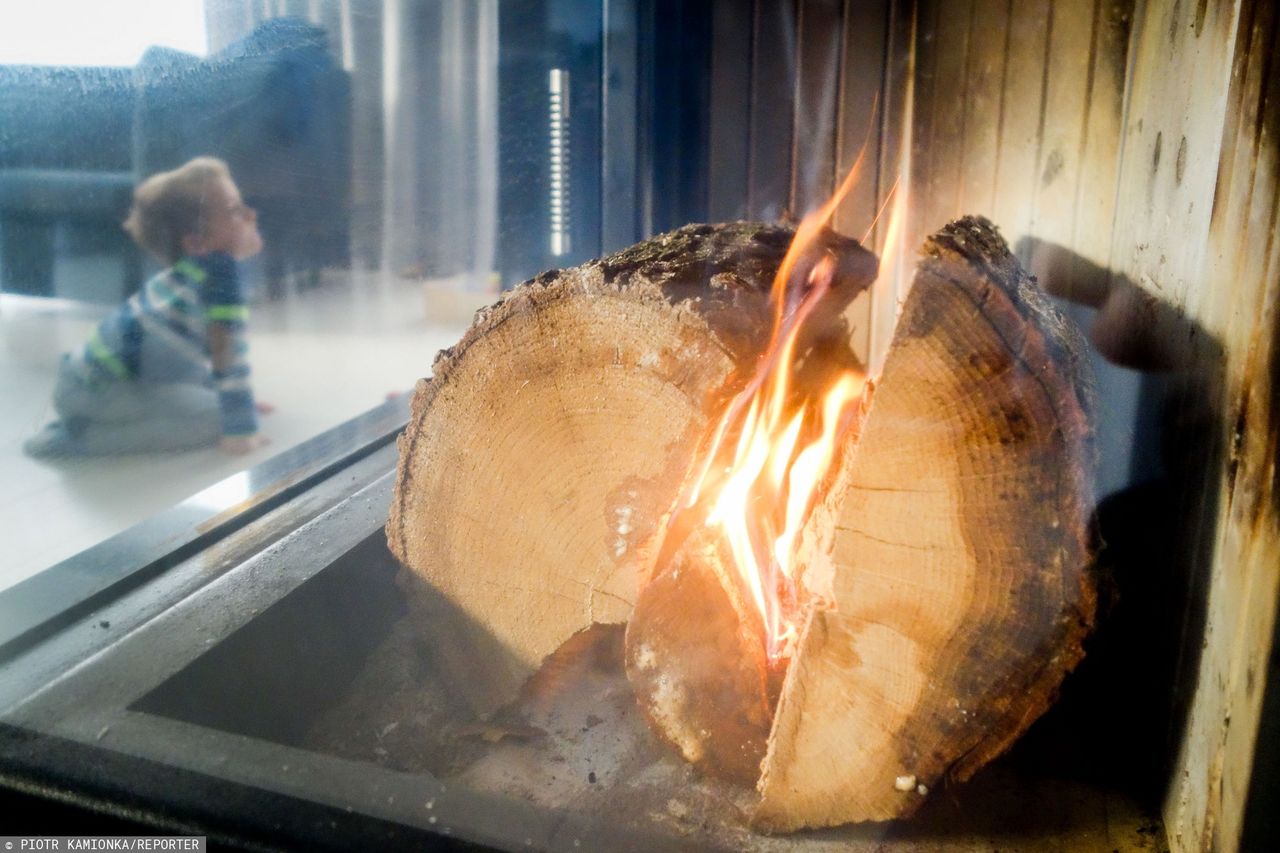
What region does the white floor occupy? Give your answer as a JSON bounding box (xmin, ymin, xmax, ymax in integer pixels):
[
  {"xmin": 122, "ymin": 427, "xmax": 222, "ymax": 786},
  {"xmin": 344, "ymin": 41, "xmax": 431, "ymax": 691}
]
[{"xmin": 0, "ymin": 268, "xmax": 486, "ymax": 593}]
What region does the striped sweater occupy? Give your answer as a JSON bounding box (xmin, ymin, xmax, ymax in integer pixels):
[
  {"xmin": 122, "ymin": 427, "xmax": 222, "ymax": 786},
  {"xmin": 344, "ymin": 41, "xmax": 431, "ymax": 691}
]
[{"xmin": 79, "ymin": 252, "xmax": 258, "ymax": 436}]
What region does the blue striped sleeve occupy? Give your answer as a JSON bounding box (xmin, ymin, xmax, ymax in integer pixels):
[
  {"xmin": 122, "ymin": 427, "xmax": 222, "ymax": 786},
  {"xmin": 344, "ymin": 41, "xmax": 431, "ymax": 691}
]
[{"xmin": 193, "ymin": 253, "xmax": 259, "ymax": 436}]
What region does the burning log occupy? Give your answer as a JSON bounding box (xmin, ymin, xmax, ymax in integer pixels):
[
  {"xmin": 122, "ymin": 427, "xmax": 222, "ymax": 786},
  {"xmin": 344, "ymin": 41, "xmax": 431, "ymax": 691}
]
[
  {"xmin": 387, "ymin": 213, "xmax": 1095, "ymax": 833},
  {"xmin": 386, "ymin": 222, "xmax": 875, "ymax": 715}
]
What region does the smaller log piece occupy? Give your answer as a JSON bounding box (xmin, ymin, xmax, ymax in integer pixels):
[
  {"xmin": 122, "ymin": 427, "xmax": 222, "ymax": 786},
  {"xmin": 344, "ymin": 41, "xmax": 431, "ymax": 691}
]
[
  {"xmin": 624, "ymin": 528, "xmax": 776, "ymax": 786},
  {"xmin": 753, "ymin": 216, "xmax": 1097, "ymax": 831},
  {"xmin": 622, "ymin": 234, "xmax": 879, "ymax": 785},
  {"xmin": 387, "ymin": 222, "xmax": 874, "ymax": 717}
]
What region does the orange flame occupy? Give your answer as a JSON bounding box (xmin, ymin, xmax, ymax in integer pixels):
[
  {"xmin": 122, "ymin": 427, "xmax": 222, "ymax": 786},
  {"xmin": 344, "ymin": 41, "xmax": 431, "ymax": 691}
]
[{"xmin": 663, "ymin": 158, "xmax": 906, "ymax": 664}]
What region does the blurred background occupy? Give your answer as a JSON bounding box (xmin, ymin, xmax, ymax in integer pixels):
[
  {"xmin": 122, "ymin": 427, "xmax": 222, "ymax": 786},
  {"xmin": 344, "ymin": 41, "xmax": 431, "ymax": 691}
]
[{"xmin": 0, "ymin": 0, "xmax": 644, "ymax": 589}]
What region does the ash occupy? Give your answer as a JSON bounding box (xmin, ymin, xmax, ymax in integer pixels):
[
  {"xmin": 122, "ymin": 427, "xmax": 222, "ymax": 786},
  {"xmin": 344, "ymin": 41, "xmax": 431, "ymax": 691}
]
[
  {"xmin": 301, "ymin": 614, "xmax": 1161, "ymax": 851},
  {"xmin": 303, "ymin": 619, "xmax": 862, "ymax": 851}
]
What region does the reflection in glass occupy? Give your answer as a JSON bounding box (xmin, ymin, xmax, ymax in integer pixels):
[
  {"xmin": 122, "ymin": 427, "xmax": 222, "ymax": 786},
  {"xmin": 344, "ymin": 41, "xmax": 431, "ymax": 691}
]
[{"xmin": 0, "ymin": 2, "xmax": 508, "ymax": 588}]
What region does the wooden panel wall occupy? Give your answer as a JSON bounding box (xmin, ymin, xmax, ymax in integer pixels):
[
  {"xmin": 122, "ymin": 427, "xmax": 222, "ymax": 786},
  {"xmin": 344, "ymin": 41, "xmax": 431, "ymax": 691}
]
[
  {"xmin": 1108, "ymin": 1, "xmax": 1280, "ymax": 849},
  {"xmin": 706, "ymin": 0, "xmax": 904, "ymax": 365},
  {"xmin": 909, "ymin": 2, "xmax": 1279, "ymax": 847},
  {"xmin": 703, "ymin": 0, "xmax": 1158, "ymax": 486},
  {"xmin": 706, "ymin": 1, "xmax": 1278, "ymax": 849},
  {"xmin": 909, "ymin": 0, "xmax": 1131, "ymax": 288},
  {"xmin": 706, "ymin": 0, "xmax": 1134, "ymax": 361}
]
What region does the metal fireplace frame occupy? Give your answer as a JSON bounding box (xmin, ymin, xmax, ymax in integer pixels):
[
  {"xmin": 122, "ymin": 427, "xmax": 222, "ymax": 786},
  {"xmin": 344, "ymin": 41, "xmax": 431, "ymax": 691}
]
[
  {"xmin": 0, "ymin": 403, "xmax": 490, "ymax": 848},
  {"xmin": 0, "ymin": 399, "xmax": 690, "ymax": 850}
]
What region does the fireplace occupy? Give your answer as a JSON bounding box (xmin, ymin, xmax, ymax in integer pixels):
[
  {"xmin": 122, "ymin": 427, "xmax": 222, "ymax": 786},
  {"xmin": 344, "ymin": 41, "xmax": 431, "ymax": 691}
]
[{"xmin": 0, "ymin": 1, "xmax": 1275, "ymax": 851}]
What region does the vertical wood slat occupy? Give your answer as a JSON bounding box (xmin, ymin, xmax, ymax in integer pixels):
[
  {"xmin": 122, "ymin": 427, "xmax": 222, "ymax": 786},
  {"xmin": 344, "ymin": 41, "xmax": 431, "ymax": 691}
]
[
  {"xmin": 900, "ymin": 0, "xmax": 942, "ymax": 284},
  {"xmin": 956, "ymin": 0, "xmax": 1011, "ymax": 219},
  {"xmin": 915, "ymin": 0, "xmax": 974, "ymax": 235},
  {"xmin": 907, "ymin": 0, "xmax": 937, "ymax": 245},
  {"xmin": 1215, "ymin": 8, "xmax": 1280, "ymax": 845},
  {"xmin": 833, "ymin": 0, "xmax": 890, "ymax": 365},
  {"xmin": 876, "ymin": 0, "xmax": 914, "ymax": 218},
  {"xmin": 832, "ymin": 0, "xmax": 889, "ymax": 240},
  {"xmin": 1070, "ymin": 0, "xmax": 1131, "ymax": 271},
  {"xmin": 790, "ymin": 0, "xmax": 845, "ymax": 215},
  {"xmin": 1153, "ymin": 0, "xmax": 1280, "ymax": 848},
  {"xmin": 707, "ymin": 0, "xmax": 754, "ymax": 221},
  {"xmin": 1025, "ymin": 0, "xmax": 1097, "ymax": 280},
  {"xmin": 868, "ymin": 0, "xmax": 914, "ymax": 370},
  {"xmin": 747, "ymin": 0, "xmax": 799, "ymax": 220},
  {"xmin": 987, "ymin": 0, "xmax": 1051, "ymax": 261},
  {"xmin": 1107, "ymin": 3, "xmax": 1233, "ymax": 321}
]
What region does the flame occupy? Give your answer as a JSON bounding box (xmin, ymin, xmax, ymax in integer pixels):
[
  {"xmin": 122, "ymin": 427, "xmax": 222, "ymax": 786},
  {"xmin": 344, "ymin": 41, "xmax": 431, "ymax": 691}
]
[{"xmin": 664, "ymin": 161, "xmax": 906, "ymax": 664}]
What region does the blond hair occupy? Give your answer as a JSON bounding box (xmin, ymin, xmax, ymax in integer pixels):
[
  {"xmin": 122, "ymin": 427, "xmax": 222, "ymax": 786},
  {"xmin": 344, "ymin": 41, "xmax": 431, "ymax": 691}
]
[{"xmin": 123, "ymin": 157, "xmax": 232, "ymax": 264}]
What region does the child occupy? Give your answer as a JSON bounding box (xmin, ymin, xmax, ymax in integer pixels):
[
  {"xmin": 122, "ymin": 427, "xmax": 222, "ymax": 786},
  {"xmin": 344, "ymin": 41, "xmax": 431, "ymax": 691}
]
[{"xmin": 24, "ymin": 157, "xmax": 271, "ymax": 458}]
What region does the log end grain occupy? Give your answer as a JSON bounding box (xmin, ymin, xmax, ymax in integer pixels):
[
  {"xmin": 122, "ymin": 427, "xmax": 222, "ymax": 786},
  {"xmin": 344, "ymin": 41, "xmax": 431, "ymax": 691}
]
[{"xmin": 754, "ymin": 217, "xmax": 1097, "ymax": 831}]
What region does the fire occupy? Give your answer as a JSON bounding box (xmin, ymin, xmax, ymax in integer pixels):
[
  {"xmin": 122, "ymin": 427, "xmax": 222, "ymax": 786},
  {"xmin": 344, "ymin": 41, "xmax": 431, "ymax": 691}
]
[
  {"xmin": 667, "ymin": 159, "xmax": 907, "ymax": 665},
  {"xmin": 705, "ymin": 368, "xmax": 864, "ymax": 662}
]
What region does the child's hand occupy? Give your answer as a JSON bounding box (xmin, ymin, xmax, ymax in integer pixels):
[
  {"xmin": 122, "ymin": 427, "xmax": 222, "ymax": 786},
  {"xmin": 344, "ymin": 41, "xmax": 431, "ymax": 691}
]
[
  {"xmin": 219, "ymin": 434, "xmax": 271, "ymax": 455},
  {"xmin": 255, "ymin": 400, "xmax": 276, "ymax": 415}
]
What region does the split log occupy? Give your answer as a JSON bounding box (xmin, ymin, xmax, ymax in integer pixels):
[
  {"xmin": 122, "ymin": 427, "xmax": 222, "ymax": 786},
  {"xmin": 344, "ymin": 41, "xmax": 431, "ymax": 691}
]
[
  {"xmin": 752, "ymin": 216, "xmax": 1096, "ymax": 830},
  {"xmin": 623, "ymin": 526, "xmax": 781, "ymax": 786},
  {"xmin": 386, "ymin": 222, "xmax": 875, "ymax": 715},
  {"xmin": 387, "ymin": 213, "xmax": 1095, "ymax": 833}
]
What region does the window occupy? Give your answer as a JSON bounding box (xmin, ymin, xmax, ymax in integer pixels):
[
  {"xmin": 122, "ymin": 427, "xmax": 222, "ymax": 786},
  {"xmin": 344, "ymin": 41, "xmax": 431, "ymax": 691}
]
[{"xmin": 0, "ymin": 0, "xmax": 207, "ymax": 67}]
